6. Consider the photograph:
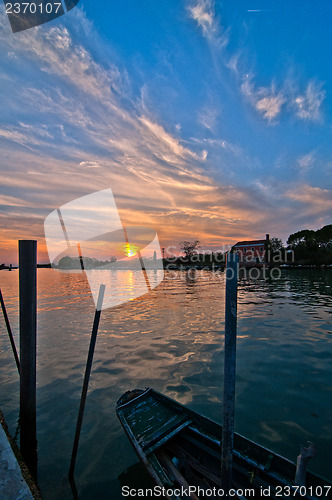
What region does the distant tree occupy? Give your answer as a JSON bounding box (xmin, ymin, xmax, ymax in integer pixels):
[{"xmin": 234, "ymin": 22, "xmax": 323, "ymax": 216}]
[
  {"xmin": 287, "ymin": 229, "xmax": 316, "ymax": 248},
  {"xmin": 315, "ymin": 224, "xmax": 332, "ymax": 247},
  {"xmin": 270, "ymin": 237, "xmax": 283, "ymax": 252},
  {"xmin": 267, "ymin": 237, "xmax": 284, "ymax": 262},
  {"xmin": 286, "ymin": 224, "xmax": 332, "ymax": 264},
  {"xmin": 58, "ymin": 256, "xmax": 75, "ymax": 269},
  {"xmin": 179, "ymin": 240, "xmax": 200, "ymax": 259}
]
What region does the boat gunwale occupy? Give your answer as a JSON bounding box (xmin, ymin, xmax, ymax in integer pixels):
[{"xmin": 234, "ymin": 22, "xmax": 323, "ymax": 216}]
[{"xmin": 116, "ymin": 388, "xmax": 151, "ymax": 410}]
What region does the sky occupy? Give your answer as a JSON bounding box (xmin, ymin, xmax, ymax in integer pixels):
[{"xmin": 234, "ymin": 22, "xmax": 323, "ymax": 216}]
[{"xmin": 0, "ymin": 0, "xmax": 331, "ymax": 264}]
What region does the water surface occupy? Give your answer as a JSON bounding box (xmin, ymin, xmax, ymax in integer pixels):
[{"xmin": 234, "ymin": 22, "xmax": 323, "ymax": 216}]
[{"xmin": 0, "ymin": 268, "xmax": 331, "ymax": 498}]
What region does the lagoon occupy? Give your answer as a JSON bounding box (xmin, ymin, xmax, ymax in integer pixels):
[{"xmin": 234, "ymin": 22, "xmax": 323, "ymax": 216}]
[{"xmin": 0, "ymin": 268, "xmax": 331, "ymax": 499}]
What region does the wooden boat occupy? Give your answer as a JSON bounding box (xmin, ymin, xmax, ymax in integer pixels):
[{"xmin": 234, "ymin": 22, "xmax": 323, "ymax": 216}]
[{"xmin": 117, "ymin": 388, "xmax": 332, "ymax": 500}]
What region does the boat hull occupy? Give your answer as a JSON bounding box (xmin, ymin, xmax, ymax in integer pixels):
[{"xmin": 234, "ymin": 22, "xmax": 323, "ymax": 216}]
[{"xmin": 116, "ymin": 388, "xmax": 331, "ymax": 499}]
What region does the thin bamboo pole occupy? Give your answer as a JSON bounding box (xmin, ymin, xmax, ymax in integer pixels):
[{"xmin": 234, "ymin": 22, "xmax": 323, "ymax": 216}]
[
  {"xmin": 0, "ymin": 288, "xmax": 20, "ymax": 373},
  {"xmin": 69, "ymin": 283, "xmax": 105, "ymax": 478}
]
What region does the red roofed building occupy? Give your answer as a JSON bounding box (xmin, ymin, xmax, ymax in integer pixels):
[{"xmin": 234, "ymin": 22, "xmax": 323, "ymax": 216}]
[{"xmin": 233, "ymin": 234, "xmax": 270, "ymax": 264}]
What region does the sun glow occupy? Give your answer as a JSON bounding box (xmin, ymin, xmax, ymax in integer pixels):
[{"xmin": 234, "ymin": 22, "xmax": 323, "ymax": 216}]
[{"xmin": 124, "ymin": 242, "xmax": 138, "ymax": 257}]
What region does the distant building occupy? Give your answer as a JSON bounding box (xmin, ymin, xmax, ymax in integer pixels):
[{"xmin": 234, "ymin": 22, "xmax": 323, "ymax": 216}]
[{"xmin": 233, "ymin": 234, "xmax": 270, "ymax": 264}]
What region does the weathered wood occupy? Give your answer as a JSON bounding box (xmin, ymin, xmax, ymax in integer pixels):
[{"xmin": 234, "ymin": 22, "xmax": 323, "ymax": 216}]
[
  {"xmin": 19, "ymin": 240, "xmax": 37, "ymax": 480},
  {"xmin": 221, "ymin": 252, "xmax": 239, "ymax": 494},
  {"xmin": 142, "ymin": 417, "xmax": 191, "ymax": 455},
  {"xmin": 157, "ymin": 450, "xmax": 200, "ymax": 500},
  {"xmin": 295, "ymin": 442, "xmax": 316, "ymax": 487},
  {"xmin": 119, "ymin": 413, "xmax": 173, "ymax": 500},
  {"xmin": 166, "ymin": 441, "xmax": 221, "ymax": 487}
]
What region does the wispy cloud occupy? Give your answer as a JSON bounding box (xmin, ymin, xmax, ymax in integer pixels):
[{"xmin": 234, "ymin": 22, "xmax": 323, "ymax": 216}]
[
  {"xmin": 79, "ymin": 161, "xmax": 102, "ymax": 169},
  {"xmin": 198, "ymin": 105, "xmax": 220, "ymax": 131},
  {"xmin": 286, "ymin": 184, "xmax": 332, "ymax": 220},
  {"xmin": 297, "ymin": 152, "xmax": 316, "ymax": 174},
  {"xmin": 0, "ymin": 127, "xmax": 28, "ymax": 144},
  {"xmin": 186, "ymin": 3, "xmax": 326, "ymax": 127},
  {"xmin": 193, "ymin": 137, "xmax": 244, "ymax": 158},
  {"xmin": 241, "ymin": 75, "xmax": 285, "ymax": 122},
  {"xmin": 189, "ymin": 0, "xmax": 216, "ymax": 37},
  {"xmin": 138, "ymin": 115, "xmax": 200, "ymax": 162},
  {"xmin": 225, "ymin": 52, "xmax": 241, "ymax": 75},
  {"xmin": 188, "ymin": 0, "xmax": 228, "ymax": 47},
  {"xmin": 255, "ymin": 95, "xmax": 286, "ymax": 121},
  {"xmin": 0, "ymin": 13, "xmax": 129, "ymax": 104},
  {"xmin": 292, "ymin": 81, "xmax": 325, "ymax": 122},
  {"xmin": 241, "ymin": 74, "xmax": 326, "ymax": 124}
]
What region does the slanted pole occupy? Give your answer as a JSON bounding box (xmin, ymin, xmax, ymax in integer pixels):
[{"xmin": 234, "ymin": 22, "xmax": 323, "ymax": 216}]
[
  {"xmin": 221, "ymin": 252, "xmax": 239, "ymax": 494},
  {"xmin": 19, "ymin": 240, "xmax": 37, "ymax": 479},
  {"xmin": 0, "ymin": 288, "xmax": 20, "ymax": 373},
  {"xmin": 69, "ymin": 283, "xmax": 105, "ymax": 478}
]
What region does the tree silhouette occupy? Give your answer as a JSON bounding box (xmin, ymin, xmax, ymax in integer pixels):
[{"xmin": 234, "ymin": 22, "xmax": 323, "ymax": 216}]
[{"xmin": 179, "ymin": 240, "xmax": 200, "ymax": 259}]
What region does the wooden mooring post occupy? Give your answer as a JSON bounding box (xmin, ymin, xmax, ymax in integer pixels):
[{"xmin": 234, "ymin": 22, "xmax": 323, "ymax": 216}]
[
  {"xmin": 19, "ymin": 240, "xmax": 37, "ymax": 480},
  {"xmin": 221, "ymin": 252, "xmax": 239, "ymax": 495}
]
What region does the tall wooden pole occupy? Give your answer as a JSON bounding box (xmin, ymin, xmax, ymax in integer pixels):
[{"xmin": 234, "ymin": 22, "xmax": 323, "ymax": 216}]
[
  {"xmin": 19, "ymin": 240, "xmax": 37, "ymax": 480},
  {"xmin": 221, "ymin": 252, "xmax": 238, "ymax": 494}
]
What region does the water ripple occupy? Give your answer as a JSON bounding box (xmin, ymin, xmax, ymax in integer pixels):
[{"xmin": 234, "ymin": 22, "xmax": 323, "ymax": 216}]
[{"xmin": 0, "ymin": 268, "xmax": 331, "ymax": 498}]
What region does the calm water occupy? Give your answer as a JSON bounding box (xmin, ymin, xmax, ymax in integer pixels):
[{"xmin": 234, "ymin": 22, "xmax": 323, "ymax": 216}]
[{"xmin": 0, "ymin": 268, "xmax": 331, "ymax": 498}]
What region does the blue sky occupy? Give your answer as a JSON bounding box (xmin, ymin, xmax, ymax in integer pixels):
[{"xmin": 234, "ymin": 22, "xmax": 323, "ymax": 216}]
[{"xmin": 0, "ymin": 0, "xmax": 331, "ymax": 263}]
